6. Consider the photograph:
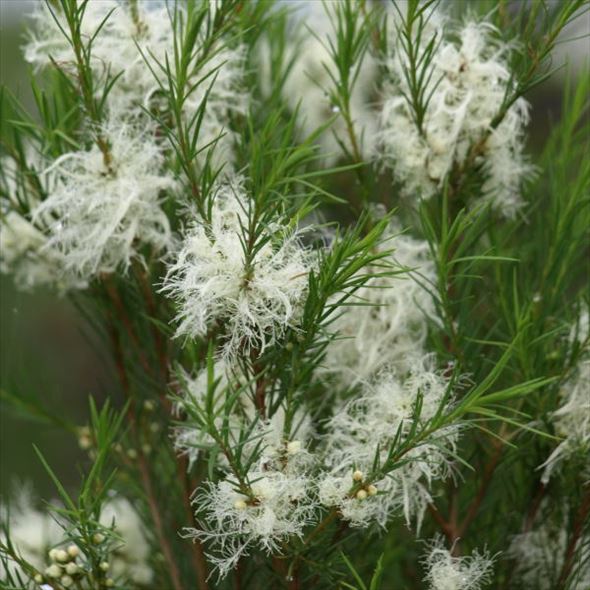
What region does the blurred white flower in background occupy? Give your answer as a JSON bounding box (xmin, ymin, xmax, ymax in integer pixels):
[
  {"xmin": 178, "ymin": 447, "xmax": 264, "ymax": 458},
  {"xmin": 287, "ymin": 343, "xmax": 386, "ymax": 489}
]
[
  {"xmin": 0, "ymin": 153, "xmax": 84, "ymax": 291},
  {"xmin": 100, "ymin": 496, "xmax": 153, "ymax": 586},
  {"xmin": 508, "ymin": 502, "xmax": 590, "ymax": 590},
  {"xmin": 0, "ymin": 488, "xmax": 63, "ymax": 580},
  {"xmin": 260, "ymin": 0, "xmax": 379, "ymax": 165},
  {"xmin": 540, "ymin": 358, "xmax": 590, "ymax": 483}
]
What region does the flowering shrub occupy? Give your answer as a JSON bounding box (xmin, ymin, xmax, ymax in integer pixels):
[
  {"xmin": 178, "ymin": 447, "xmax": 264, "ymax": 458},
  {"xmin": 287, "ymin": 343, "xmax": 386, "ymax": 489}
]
[{"xmin": 1, "ymin": 1, "xmax": 588, "ymax": 589}]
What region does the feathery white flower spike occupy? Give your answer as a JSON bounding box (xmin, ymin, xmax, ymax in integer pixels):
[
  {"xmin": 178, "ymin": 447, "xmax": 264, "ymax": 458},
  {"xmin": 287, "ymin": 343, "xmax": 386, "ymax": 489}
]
[
  {"xmin": 179, "ymin": 365, "xmax": 317, "ymax": 580},
  {"xmin": 423, "ymin": 536, "xmax": 494, "ymax": 590},
  {"xmin": 24, "ymin": 1, "xmax": 247, "ymax": 173},
  {"xmin": 189, "ymin": 470, "xmax": 317, "ymax": 579},
  {"xmin": 33, "ymin": 123, "xmax": 175, "ymax": 281},
  {"xmin": 379, "ymin": 10, "xmax": 533, "ymax": 216},
  {"xmin": 186, "ymin": 447, "xmax": 317, "ymax": 579},
  {"xmin": 321, "ymin": 224, "xmax": 437, "ymax": 386},
  {"xmin": 163, "ymin": 179, "xmax": 312, "ymax": 358},
  {"xmin": 25, "ymin": 1, "xmax": 163, "ymax": 104},
  {"xmin": 318, "ymin": 356, "xmax": 460, "ymax": 529}
]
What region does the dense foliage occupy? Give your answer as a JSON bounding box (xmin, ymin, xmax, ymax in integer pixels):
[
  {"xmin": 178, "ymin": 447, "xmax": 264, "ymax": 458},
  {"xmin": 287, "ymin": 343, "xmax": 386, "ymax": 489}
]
[{"xmin": 0, "ymin": 1, "xmax": 588, "ymax": 589}]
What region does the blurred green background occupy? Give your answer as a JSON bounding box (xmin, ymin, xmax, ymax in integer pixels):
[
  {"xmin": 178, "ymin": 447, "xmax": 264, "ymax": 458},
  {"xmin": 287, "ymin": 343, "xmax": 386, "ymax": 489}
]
[{"xmin": 0, "ymin": 0, "xmax": 587, "ymax": 498}]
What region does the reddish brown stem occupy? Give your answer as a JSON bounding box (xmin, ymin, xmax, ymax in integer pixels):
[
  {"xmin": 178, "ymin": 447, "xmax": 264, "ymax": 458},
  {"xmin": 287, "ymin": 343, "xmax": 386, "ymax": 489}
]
[
  {"xmin": 556, "ymin": 488, "xmax": 590, "ymax": 589},
  {"xmin": 255, "ymin": 376, "xmax": 267, "ymax": 419},
  {"xmin": 331, "ymin": 520, "xmax": 350, "ymax": 545},
  {"xmin": 523, "ymin": 481, "xmax": 547, "ymax": 534},
  {"xmin": 106, "ymin": 290, "xmax": 210, "ymax": 589},
  {"xmin": 104, "ymin": 279, "xmax": 152, "ymax": 375},
  {"xmin": 427, "ymin": 504, "xmax": 454, "ymax": 540},
  {"xmin": 251, "ymin": 353, "xmax": 267, "ymax": 419},
  {"xmin": 272, "ymin": 557, "xmax": 300, "ymax": 590},
  {"xmin": 288, "ymin": 570, "xmax": 300, "ymax": 590},
  {"xmin": 301, "ymin": 509, "xmax": 338, "ymax": 548},
  {"xmin": 107, "ymin": 280, "xmax": 209, "ymax": 590},
  {"xmin": 134, "ymin": 264, "xmax": 169, "ymax": 384},
  {"xmin": 177, "ymin": 453, "xmax": 210, "ymax": 590},
  {"xmin": 137, "ymin": 451, "xmax": 185, "ymax": 590},
  {"xmin": 107, "ymin": 317, "xmax": 130, "ymax": 397},
  {"xmin": 108, "ymin": 318, "xmax": 185, "ymax": 590},
  {"xmin": 457, "ymin": 444, "xmax": 503, "ymax": 538},
  {"xmin": 234, "ymin": 559, "xmax": 243, "ymax": 590},
  {"xmin": 429, "ymin": 441, "xmax": 504, "ymax": 552}
]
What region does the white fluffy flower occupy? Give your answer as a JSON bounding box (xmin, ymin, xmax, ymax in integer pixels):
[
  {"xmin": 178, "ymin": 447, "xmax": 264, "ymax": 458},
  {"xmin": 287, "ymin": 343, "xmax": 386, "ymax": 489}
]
[
  {"xmin": 187, "ymin": 467, "xmax": 317, "ymax": 579},
  {"xmin": 100, "ymin": 497, "xmax": 153, "ymax": 585},
  {"xmin": 0, "ymin": 488, "xmax": 63, "ymax": 580},
  {"xmin": 163, "ymin": 180, "xmax": 312, "ymax": 357},
  {"xmin": 33, "ymin": 123, "xmax": 175, "ymax": 280},
  {"xmin": 267, "ymin": 1, "xmax": 378, "ymax": 164},
  {"xmin": 24, "ymin": 1, "xmax": 247, "ymax": 172},
  {"xmin": 540, "ymin": 358, "xmax": 590, "ymax": 483},
  {"xmin": 379, "ymin": 13, "xmax": 532, "ymax": 216},
  {"xmin": 423, "ymin": 536, "xmax": 494, "ymax": 590},
  {"xmin": 318, "ymin": 357, "xmax": 459, "ymax": 529},
  {"xmin": 321, "ymin": 225, "xmax": 436, "ymax": 386},
  {"xmin": 181, "ymin": 375, "xmax": 317, "ymax": 579}
]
